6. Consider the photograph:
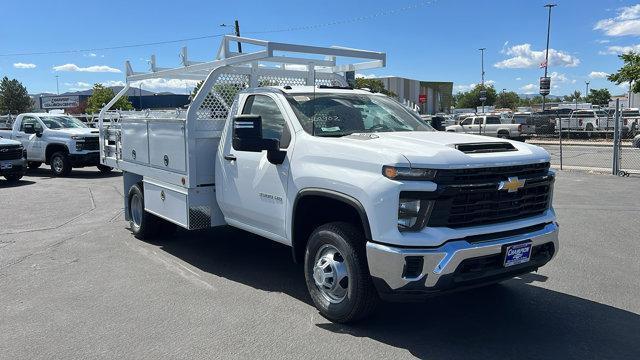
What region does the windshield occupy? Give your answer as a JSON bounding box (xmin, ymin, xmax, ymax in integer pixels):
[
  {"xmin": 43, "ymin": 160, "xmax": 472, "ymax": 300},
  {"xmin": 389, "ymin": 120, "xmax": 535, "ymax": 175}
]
[
  {"xmin": 285, "ymin": 93, "xmax": 433, "ymax": 137},
  {"xmin": 40, "ymin": 116, "xmax": 88, "ymax": 129}
]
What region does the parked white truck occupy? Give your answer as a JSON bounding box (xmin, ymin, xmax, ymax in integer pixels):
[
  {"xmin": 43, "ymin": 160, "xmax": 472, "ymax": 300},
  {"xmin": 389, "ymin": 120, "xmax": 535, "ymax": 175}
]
[
  {"xmin": 99, "ymin": 36, "xmax": 559, "ymax": 323},
  {"xmin": 0, "ymin": 113, "xmax": 113, "ymax": 176},
  {"xmin": 446, "ymin": 115, "xmax": 534, "ymax": 140}
]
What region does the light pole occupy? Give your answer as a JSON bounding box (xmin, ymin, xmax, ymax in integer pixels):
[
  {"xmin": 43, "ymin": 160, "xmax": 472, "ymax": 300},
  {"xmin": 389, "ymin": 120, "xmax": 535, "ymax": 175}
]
[
  {"xmin": 479, "ymin": 47, "xmax": 486, "ymax": 114},
  {"xmin": 541, "ymin": 4, "xmax": 557, "ymax": 112},
  {"xmin": 220, "ymin": 20, "xmax": 242, "ymax": 53},
  {"xmin": 585, "ymin": 81, "xmax": 590, "ymax": 103},
  {"xmin": 55, "ymin": 75, "xmax": 59, "ymax": 95}
]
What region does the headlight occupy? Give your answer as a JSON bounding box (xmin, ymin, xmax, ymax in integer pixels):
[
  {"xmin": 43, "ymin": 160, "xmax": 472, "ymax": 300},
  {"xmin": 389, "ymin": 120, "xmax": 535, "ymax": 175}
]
[
  {"xmin": 71, "ymin": 135, "xmax": 85, "ymax": 140},
  {"xmin": 383, "ymin": 166, "xmax": 437, "ymax": 181},
  {"xmin": 398, "ymin": 197, "xmax": 434, "ymax": 231},
  {"xmin": 74, "ymin": 137, "xmax": 85, "ymax": 151}
]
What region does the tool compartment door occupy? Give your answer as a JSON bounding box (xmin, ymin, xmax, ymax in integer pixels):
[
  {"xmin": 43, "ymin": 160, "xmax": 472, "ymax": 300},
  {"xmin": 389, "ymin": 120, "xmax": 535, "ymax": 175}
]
[{"xmin": 148, "ymin": 120, "xmax": 187, "ymax": 173}]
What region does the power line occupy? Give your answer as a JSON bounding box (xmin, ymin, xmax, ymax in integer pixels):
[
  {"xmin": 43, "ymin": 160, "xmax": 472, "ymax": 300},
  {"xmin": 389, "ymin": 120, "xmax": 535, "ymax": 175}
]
[{"xmin": 0, "ymin": 1, "xmax": 437, "ymax": 57}]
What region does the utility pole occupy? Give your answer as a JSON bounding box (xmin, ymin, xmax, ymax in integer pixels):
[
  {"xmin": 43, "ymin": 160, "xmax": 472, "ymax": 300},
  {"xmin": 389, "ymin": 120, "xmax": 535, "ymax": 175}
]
[
  {"xmin": 55, "ymin": 75, "xmax": 59, "ymax": 95},
  {"xmin": 479, "ymin": 47, "xmax": 486, "ymax": 114},
  {"xmin": 541, "ymin": 4, "xmax": 557, "ymax": 112},
  {"xmin": 221, "ymin": 20, "xmax": 242, "ymax": 53}
]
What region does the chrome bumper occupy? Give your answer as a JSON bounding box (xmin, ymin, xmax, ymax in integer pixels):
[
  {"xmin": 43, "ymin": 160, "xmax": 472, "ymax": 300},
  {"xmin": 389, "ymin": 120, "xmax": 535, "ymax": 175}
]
[{"xmin": 366, "ymin": 222, "xmax": 559, "ymax": 298}]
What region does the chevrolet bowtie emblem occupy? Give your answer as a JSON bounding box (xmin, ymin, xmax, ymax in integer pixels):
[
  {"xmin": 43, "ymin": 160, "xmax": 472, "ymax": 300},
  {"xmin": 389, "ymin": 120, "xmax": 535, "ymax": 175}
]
[{"xmin": 498, "ymin": 177, "xmax": 526, "ymax": 193}]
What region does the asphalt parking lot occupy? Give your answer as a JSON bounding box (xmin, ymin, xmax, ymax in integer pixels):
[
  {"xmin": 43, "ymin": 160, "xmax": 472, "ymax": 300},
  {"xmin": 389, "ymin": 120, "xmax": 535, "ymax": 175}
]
[{"xmin": 1, "ymin": 168, "xmax": 639, "ymax": 359}]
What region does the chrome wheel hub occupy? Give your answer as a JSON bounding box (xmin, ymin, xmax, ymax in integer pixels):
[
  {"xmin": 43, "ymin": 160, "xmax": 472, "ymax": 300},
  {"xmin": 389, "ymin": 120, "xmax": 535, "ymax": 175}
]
[
  {"xmin": 130, "ymin": 194, "xmax": 143, "ymax": 227},
  {"xmin": 52, "ymin": 157, "xmax": 63, "ymax": 173},
  {"xmin": 312, "ymin": 245, "xmax": 349, "ymax": 303}
]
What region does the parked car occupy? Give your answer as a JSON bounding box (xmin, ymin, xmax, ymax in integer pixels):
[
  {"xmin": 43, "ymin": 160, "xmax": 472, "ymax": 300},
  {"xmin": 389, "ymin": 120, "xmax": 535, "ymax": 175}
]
[
  {"xmin": 633, "ymin": 134, "xmax": 640, "ymax": 148},
  {"xmin": 100, "ymin": 36, "xmax": 559, "ymax": 323},
  {"xmin": 514, "ymin": 112, "xmax": 556, "ymax": 135},
  {"xmin": 621, "ymin": 108, "xmax": 640, "ymax": 138},
  {"xmin": 558, "ymin": 109, "xmax": 611, "ymax": 131},
  {"xmin": 0, "ymin": 113, "xmax": 113, "ymax": 176},
  {"xmin": 0, "ymin": 138, "xmax": 27, "ymax": 182},
  {"xmin": 446, "ymin": 115, "xmax": 534, "ymax": 140}
]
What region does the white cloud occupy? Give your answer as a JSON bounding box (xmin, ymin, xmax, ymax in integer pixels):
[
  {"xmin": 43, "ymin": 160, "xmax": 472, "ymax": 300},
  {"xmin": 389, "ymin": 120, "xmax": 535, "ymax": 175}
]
[
  {"xmin": 549, "ymin": 72, "xmax": 568, "ymax": 83},
  {"xmin": 515, "ymin": 77, "xmax": 522, "ymax": 81},
  {"xmin": 494, "ymin": 43, "xmax": 580, "ymax": 69},
  {"xmin": 13, "ymin": 62, "xmax": 36, "ymax": 69},
  {"xmin": 589, "ymin": 71, "xmax": 610, "ymax": 79},
  {"xmin": 520, "ymin": 83, "xmax": 537, "ymax": 94},
  {"xmin": 355, "ymin": 73, "xmax": 377, "ymax": 79},
  {"xmin": 501, "ymin": 41, "xmax": 509, "ymax": 54},
  {"xmin": 52, "ymin": 63, "xmax": 121, "ymax": 73},
  {"xmin": 599, "ymin": 44, "xmax": 640, "ymax": 55},
  {"xmin": 595, "ymin": 4, "xmax": 640, "ymax": 36},
  {"xmin": 130, "ymin": 78, "xmax": 199, "ymax": 93},
  {"xmin": 595, "ymin": 39, "xmax": 611, "ymax": 44},
  {"xmin": 65, "ymin": 80, "xmax": 127, "ymax": 92},
  {"xmin": 454, "ymin": 80, "xmax": 495, "ymax": 93},
  {"xmin": 618, "ymin": 82, "xmax": 630, "ymax": 90}
]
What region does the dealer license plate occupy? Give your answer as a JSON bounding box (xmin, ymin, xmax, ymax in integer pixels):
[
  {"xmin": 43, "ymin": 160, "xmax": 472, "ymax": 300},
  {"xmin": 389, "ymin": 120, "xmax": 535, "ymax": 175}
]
[
  {"xmin": 0, "ymin": 161, "xmax": 12, "ymax": 170},
  {"xmin": 503, "ymin": 242, "xmax": 532, "ymax": 267}
]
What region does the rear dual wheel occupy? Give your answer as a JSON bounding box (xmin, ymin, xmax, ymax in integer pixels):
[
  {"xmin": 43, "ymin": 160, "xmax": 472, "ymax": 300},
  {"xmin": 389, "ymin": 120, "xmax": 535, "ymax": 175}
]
[{"xmin": 128, "ymin": 184, "xmax": 176, "ymax": 240}]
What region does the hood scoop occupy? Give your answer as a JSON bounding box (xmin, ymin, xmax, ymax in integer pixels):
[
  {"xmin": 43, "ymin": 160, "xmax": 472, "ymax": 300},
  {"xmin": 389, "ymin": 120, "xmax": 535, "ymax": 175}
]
[{"xmin": 454, "ymin": 142, "xmax": 516, "ymax": 154}]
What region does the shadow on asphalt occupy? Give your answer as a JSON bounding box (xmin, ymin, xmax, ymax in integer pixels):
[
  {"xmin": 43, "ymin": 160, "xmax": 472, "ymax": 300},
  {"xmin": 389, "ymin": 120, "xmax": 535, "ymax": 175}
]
[
  {"xmin": 154, "ymin": 227, "xmax": 640, "ymax": 359},
  {"xmin": 25, "ymin": 167, "xmax": 122, "ymax": 179},
  {"xmin": 0, "ymin": 179, "xmax": 36, "ymax": 188}
]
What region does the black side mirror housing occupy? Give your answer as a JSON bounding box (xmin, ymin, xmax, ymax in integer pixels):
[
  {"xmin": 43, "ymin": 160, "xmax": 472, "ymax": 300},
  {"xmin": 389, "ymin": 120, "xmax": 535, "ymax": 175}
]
[
  {"xmin": 23, "ymin": 123, "xmax": 35, "ymax": 134},
  {"xmin": 35, "ymin": 130, "xmax": 43, "ymax": 138},
  {"xmin": 232, "ymin": 114, "xmax": 286, "ymax": 165}
]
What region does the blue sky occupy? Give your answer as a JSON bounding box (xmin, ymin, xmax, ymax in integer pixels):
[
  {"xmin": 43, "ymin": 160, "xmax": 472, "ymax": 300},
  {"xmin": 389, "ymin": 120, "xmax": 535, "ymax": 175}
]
[{"xmin": 1, "ymin": 0, "xmax": 640, "ymax": 96}]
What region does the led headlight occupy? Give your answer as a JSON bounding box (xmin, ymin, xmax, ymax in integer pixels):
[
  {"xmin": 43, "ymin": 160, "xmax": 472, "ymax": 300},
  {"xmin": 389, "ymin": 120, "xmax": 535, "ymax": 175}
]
[
  {"xmin": 74, "ymin": 136, "xmax": 86, "ymax": 151},
  {"xmin": 383, "ymin": 166, "xmax": 437, "ymax": 181},
  {"xmin": 397, "ymin": 197, "xmax": 434, "ymax": 231}
]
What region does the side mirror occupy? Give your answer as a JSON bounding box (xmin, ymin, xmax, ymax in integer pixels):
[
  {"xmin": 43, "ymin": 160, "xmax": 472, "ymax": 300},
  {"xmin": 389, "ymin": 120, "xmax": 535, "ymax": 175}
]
[
  {"xmin": 232, "ymin": 115, "xmax": 285, "ymax": 165},
  {"xmin": 35, "ymin": 130, "xmax": 43, "ymax": 138}
]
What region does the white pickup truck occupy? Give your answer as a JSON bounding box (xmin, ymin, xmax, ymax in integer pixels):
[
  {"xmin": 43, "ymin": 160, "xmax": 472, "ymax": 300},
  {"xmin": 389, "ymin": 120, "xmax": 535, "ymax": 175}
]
[
  {"xmin": 99, "ymin": 36, "xmax": 559, "ymax": 323},
  {"xmin": 446, "ymin": 115, "xmax": 533, "ymax": 140},
  {"xmin": 0, "ymin": 113, "xmax": 113, "ymax": 176}
]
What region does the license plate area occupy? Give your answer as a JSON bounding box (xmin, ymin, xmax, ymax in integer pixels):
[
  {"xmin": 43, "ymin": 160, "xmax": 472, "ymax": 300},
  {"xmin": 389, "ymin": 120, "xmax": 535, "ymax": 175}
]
[
  {"xmin": 0, "ymin": 161, "xmax": 12, "ymax": 170},
  {"xmin": 503, "ymin": 241, "xmax": 532, "ymax": 267}
]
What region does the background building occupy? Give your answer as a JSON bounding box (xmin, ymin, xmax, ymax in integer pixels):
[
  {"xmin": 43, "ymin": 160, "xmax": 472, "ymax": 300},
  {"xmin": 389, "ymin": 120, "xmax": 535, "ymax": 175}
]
[{"xmin": 376, "ymin": 76, "xmax": 453, "ymax": 114}]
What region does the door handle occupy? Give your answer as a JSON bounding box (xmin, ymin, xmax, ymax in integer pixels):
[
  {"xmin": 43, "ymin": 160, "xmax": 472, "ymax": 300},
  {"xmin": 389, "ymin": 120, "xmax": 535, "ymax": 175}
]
[{"xmin": 223, "ymin": 154, "xmax": 237, "ymax": 161}]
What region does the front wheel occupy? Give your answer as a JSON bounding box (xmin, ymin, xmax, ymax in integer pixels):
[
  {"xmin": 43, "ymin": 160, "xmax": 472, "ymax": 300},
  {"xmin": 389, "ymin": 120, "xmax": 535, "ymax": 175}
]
[
  {"xmin": 50, "ymin": 152, "xmax": 71, "ymax": 177},
  {"xmin": 304, "ymin": 222, "xmax": 378, "ymax": 323},
  {"xmin": 4, "ymin": 174, "xmax": 23, "ymax": 182},
  {"xmin": 97, "ymin": 164, "xmax": 113, "ymax": 173}
]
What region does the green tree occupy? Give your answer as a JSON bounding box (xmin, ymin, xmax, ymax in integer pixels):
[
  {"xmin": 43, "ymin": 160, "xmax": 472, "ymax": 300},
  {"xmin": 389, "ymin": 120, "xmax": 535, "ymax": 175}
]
[
  {"xmin": 0, "ymin": 76, "xmax": 33, "ymax": 114},
  {"xmin": 455, "ymin": 84, "xmax": 497, "ymax": 109},
  {"xmin": 585, "ymin": 88, "xmax": 611, "ymax": 106},
  {"xmin": 608, "ymin": 52, "xmax": 640, "ymax": 93},
  {"xmin": 354, "ymin": 78, "xmax": 396, "ymax": 97},
  {"xmin": 494, "ymin": 91, "xmax": 520, "ymax": 109},
  {"xmin": 86, "ymin": 84, "xmax": 133, "ymax": 113}
]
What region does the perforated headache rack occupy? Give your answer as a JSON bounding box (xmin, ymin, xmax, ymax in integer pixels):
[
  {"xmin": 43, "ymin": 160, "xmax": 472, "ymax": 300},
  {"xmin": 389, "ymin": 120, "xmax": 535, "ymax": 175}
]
[{"xmin": 97, "ymin": 36, "xmax": 386, "ymax": 183}]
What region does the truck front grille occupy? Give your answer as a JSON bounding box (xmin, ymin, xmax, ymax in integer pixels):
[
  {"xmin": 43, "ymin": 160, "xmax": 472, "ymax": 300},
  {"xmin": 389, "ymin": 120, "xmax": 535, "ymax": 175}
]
[
  {"xmin": 83, "ymin": 137, "xmax": 100, "ymax": 151},
  {"xmin": 0, "ymin": 145, "xmax": 23, "ymax": 160},
  {"xmin": 409, "ymin": 163, "xmax": 553, "ymax": 229}
]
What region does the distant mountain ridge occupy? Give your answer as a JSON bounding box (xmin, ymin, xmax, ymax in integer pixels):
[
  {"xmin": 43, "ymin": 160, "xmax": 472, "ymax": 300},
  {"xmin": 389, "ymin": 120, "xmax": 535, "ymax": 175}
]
[{"xmin": 30, "ymin": 86, "xmax": 172, "ymax": 97}]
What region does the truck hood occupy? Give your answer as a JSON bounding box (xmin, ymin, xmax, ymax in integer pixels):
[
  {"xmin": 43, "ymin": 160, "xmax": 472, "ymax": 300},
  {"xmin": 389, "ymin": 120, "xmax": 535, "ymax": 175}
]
[
  {"xmin": 49, "ymin": 128, "xmax": 100, "ymax": 137},
  {"xmin": 0, "ymin": 138, "xmax": 21, "ymax": 146},
  {"xmin": 341, "ymin": 131, "xmax": 550, "ymax": 168}
]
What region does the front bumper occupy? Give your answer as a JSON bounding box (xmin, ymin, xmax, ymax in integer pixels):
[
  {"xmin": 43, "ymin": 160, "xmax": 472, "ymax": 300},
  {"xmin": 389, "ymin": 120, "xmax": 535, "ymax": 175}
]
[
  {"xmin": 366, "ymin": 222, "xmax": 559, "ymax": 301},
  {"xmin": 69, "ymin": 152, "xmax": 100, "ymax": 167},
  {"xmin": 0, "ymin": 158, "xmax": 26, "ymax": 176}
]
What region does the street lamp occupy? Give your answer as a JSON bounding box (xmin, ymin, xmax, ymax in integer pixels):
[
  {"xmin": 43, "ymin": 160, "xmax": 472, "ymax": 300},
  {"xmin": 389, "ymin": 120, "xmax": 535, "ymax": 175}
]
[
  {"xmin": 541, "ymin": 4, "xmax": 557, "ymax": 112},
  {"xmin": 479, "ymin": 47, "xmax": 486, "ymax": 114},
  {"xmin": 585, "ymin": 81, "xmax": 590, "ymax": 102}
]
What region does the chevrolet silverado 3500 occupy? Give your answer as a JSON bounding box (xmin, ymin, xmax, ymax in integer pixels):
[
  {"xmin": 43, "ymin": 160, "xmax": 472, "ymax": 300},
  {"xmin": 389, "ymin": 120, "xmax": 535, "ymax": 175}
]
[
  {"xmin": 99, "ymin": 36, "xmax": 559, "ymax": 323},
  {"xmin": 0, "ymin": 113, "xmax": 113, "ymax": 176}
]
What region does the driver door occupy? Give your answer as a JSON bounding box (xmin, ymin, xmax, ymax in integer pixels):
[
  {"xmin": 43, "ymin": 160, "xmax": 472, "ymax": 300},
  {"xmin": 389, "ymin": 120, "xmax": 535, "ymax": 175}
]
[
  {"xmin": 218, "ymin": 94, "xmax": 293, "ymax": 241},
  {"xmin": 17, "ymin": 116, "xmax": 45, "ymax": 161}
]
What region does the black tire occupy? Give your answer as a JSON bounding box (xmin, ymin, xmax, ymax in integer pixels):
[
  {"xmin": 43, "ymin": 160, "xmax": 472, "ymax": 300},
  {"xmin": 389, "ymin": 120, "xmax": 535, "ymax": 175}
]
[
  {"xmin": 27, "ymin": 162, "xmax": 41, "ymax": 169},
  {"xmin": 127, "ymin": 184, "xmax": 160, "ymax": 240},
  {"xmin": 304, "ymin": 222, "xmax": 378, "ymax": 323},
  {"xmin": 97, "ymin": 164, "xmax": 113, "ymax": 173},
  {"xmin": 50, "ymin": 151, "xmax": 72, "ymax": 177},
  {"xmin": 497, "ymin": 131, "xmax": 509, "ymax": 139},
  {"xmin": 633, "ymin": 135, "xmax": 640, "ymax": 149},
  {"xmin": 4, "ymin": 174, "xmax": 23, "ymax": 182},
  {"xmin": 585, "ymin": 123, "xmax": 595, "ymax": 132}
]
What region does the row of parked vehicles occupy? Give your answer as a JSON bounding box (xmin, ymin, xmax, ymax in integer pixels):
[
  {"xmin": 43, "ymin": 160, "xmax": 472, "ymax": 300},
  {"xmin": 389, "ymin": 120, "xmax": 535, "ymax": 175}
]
[{"xmin": 0, "ymin": 113, "xmax": 112, "ymax": 179}]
